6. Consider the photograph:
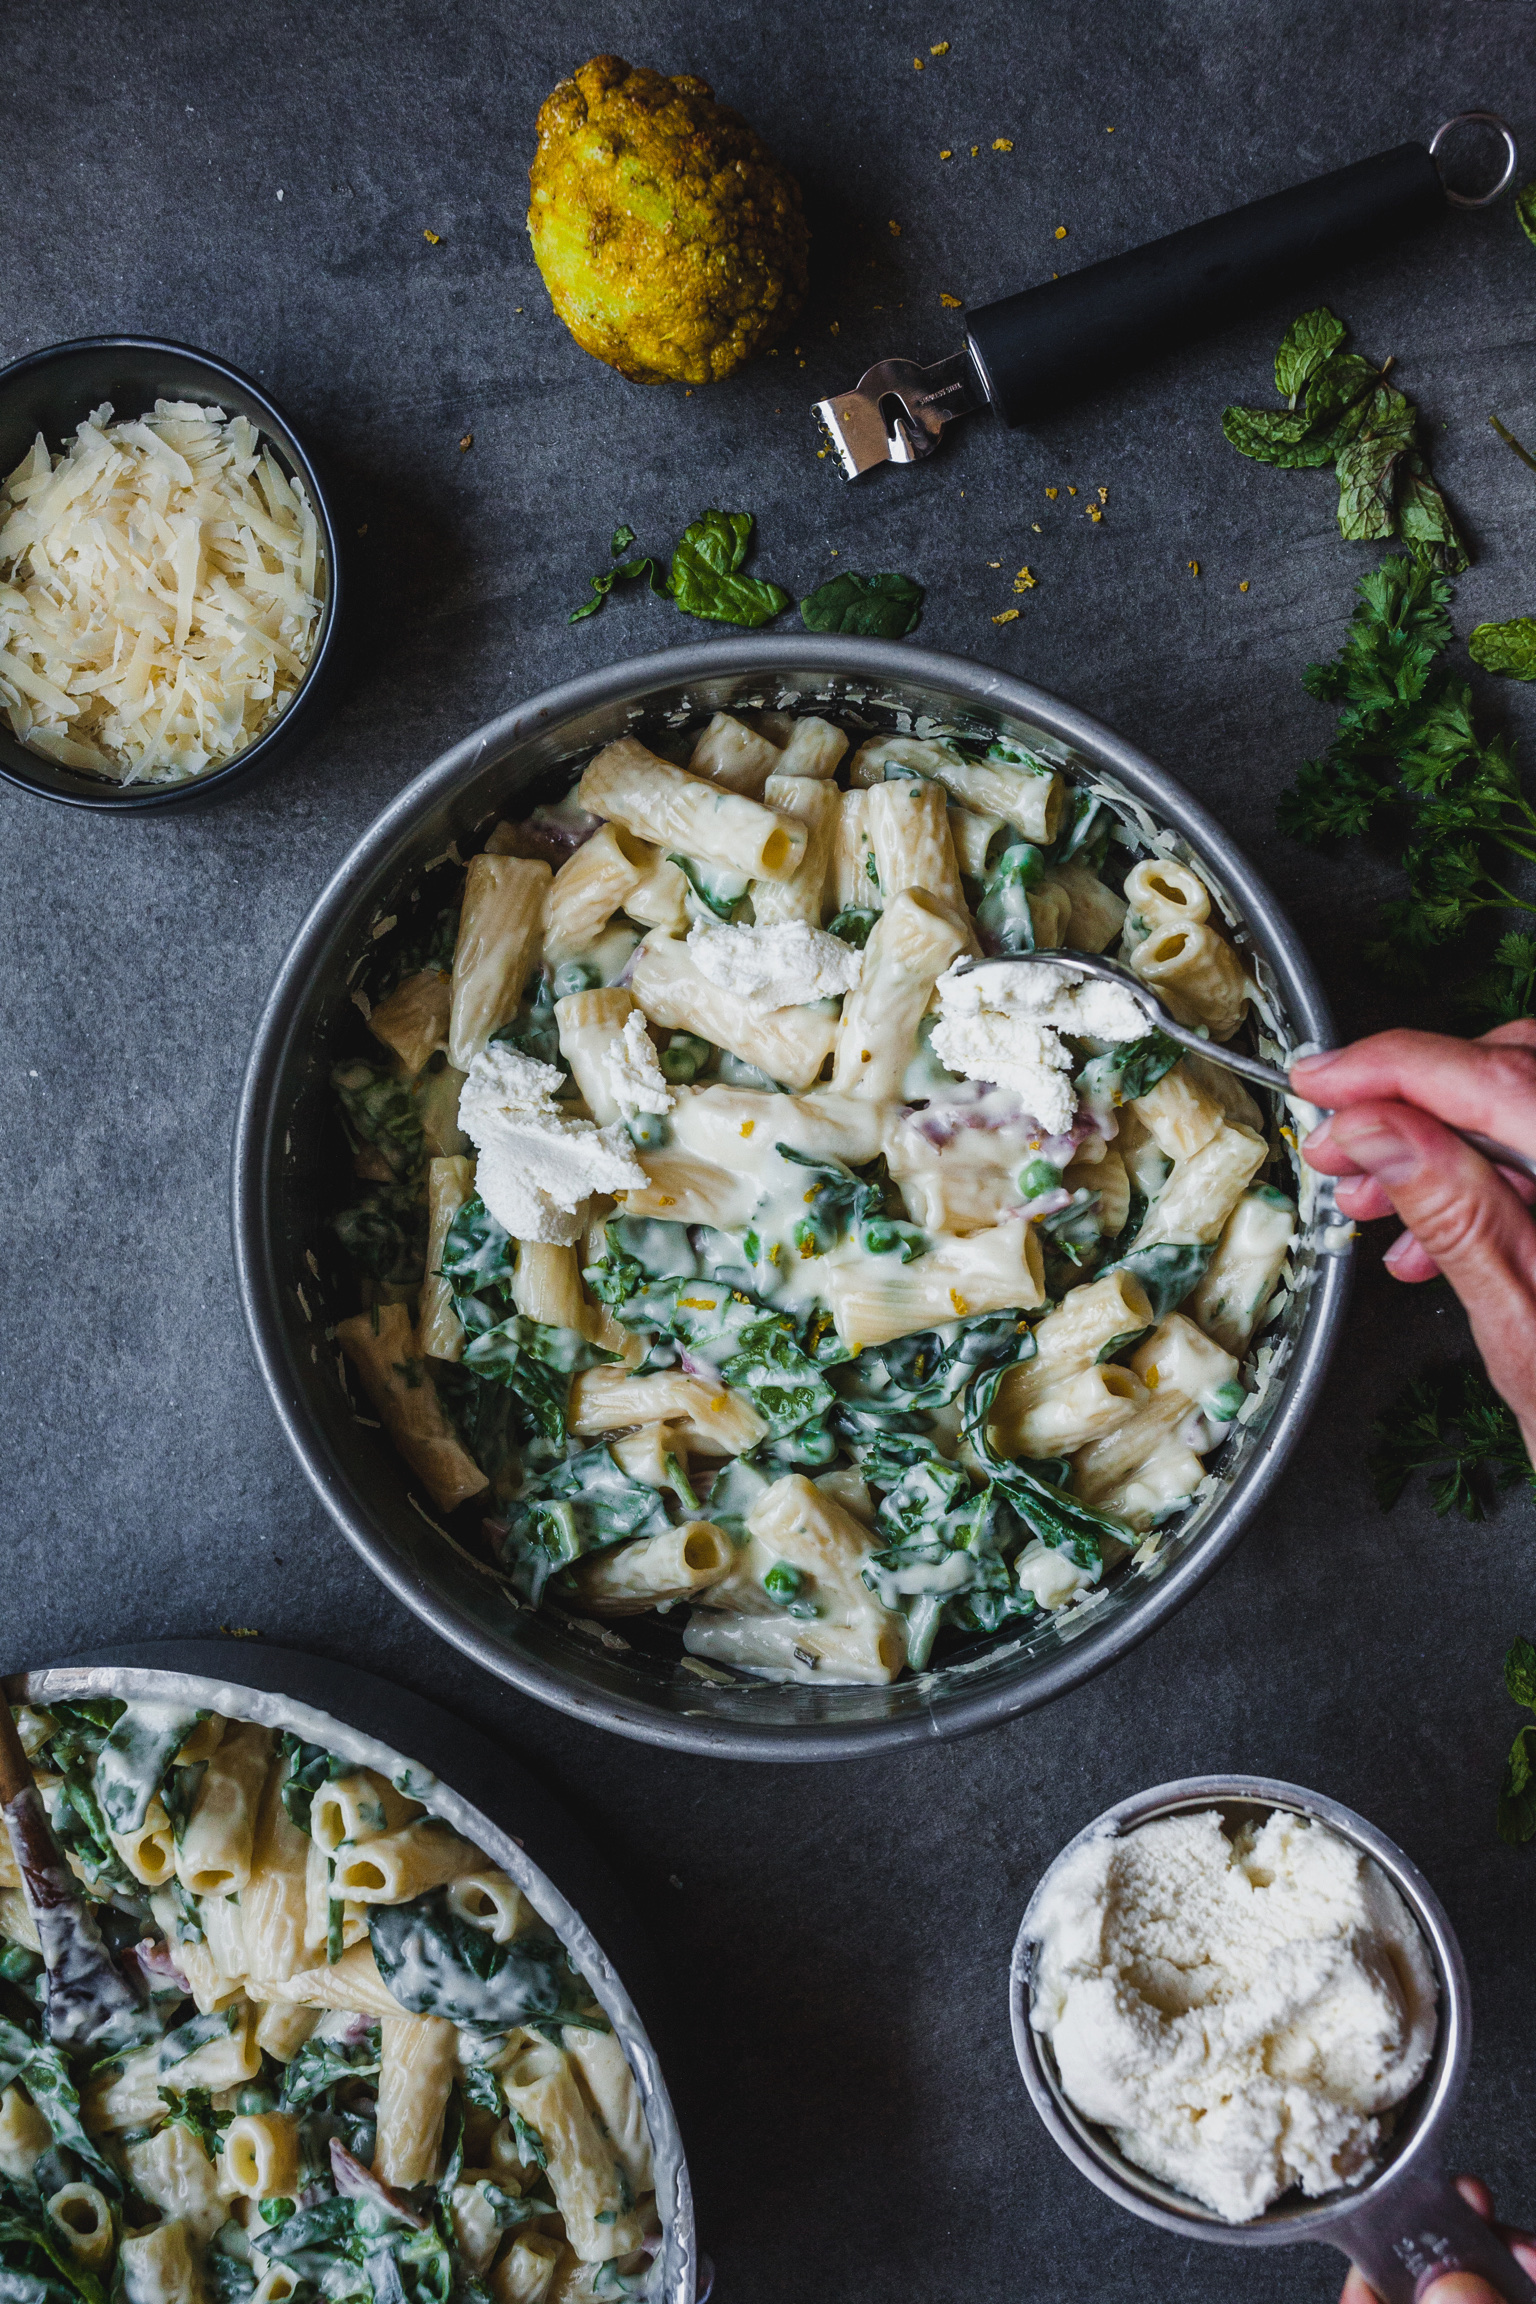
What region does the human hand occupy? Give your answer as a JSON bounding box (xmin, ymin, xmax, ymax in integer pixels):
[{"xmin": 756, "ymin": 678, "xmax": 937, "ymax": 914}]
[
  {"xmin": 1294, "ymin": 1026, "xmax": 1536, "ymax": 1457},
  {"xmin": 1338, "ymin": 2175, "xmax": 1536, "ymax": 2302}
]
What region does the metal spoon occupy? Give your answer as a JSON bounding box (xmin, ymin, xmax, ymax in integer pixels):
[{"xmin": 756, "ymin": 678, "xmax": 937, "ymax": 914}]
[
  {"xmin": 949, "ymin": 947, "xmax": 1536, "ymax": 1185},
  {"xmin": 0, "ymin": 1692, "xmax": 157, "ymax": 2050}
]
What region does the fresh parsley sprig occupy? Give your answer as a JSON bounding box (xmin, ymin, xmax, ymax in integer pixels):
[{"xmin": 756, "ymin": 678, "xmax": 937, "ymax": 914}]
[
  {"xmin": 1368, "ymin": 1368, "xmax": 1535, "ymax": 1519},
  {"xmin": 1224, "ymin": 308, "xmax": 1465, "ymax": 570},
  {"xmin": 1276, "ymin": 554, "xmax": 1536, "ymax": 1021}
]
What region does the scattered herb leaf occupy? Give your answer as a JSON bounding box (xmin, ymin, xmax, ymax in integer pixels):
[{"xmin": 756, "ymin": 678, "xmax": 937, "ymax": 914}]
[
  {"xmin": 1498, "ymin": 1635, "xmax": 1536, "ymax": 1845},
  {"xmin": 799, "ymin": 570, "xmax": 924, "ymax": 638},
  {"xmin": 1517, "ymin": 182, "xmax": 1536, "ymax": 249},
  {"xmin": 667, "ymin": 510, "xmax": 791, "ymax": 628},
  {"xmin": 1469, "ymin": 618, "xmax": 1536, "ymax": 681},
  {"xmin": 1368, "ymin": 1367, "xmax": 1535, "ymax": 1518}
]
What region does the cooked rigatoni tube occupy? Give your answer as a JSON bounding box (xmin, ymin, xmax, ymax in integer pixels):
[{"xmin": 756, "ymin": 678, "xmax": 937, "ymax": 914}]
[
  {"xmin": 627, "ymin": 934, "xmax": 836, "ymax": 1092},
  {"xmin": 865, "ymin": 779, "xmax": 966, "ymax": 910},
  {"xmin": 688, "ymin": 711, "xmax": 782, "ymax": 794},
  {"xmin": 831, "ymin": 890, "xmax": 975, "ymax": 1100},
  {"xmin": 988, "ymin": 1269, "xmax": 1154, "ymax": 1434},
  {"xmin": 331, "ymin": 1819, "xmax": 483, "ymax": 1902},
  {"xmin": 160, "ymin": 2000, "xmax": 262, "ymax": 2093},
  {"xmin": 569, "ymin": 1367, "xmax": 768, "ymax": 1456},
  {"xmin": 1139, "ymin": 1123, "xmax": 1268, "ymax": 1245},
  {"xmin": 1123, "ymin": 856, "xmax": 1211, "ymax": 928},
  {"xmin": 1131, "ymin": 1062, "xmax": 1227, "ymax": 1160},
  {"xmin": 1072, "ymin": 1316, "xmax": 1241, "ymax": 1506},
  {"xmin": 946, "ymin": 803, "xmax": 1007, "ymax": 881},
  {"xmin": 751, "ymin": 776, "xmax": 839, "ymax": 925},
  {"xmin": 513, "ymin": 1241, "xmax": 590, "ymax": 1333},
  {"xmin": 543, "ymin": 825, "xmax": 648, "ymax": 961},
  {"xmin": 445, "ymin": 1868, "xmax": 527, "ymax": 1941},
  {"xmin": 109, "ymin": 1796, "xmax": 176, "ymax": 1889},
  {"xmin": 1052, "ymin": 857, "xmax": 1128, "ymax": 952},
  {"xmin": 240, "ymin": 1752, "xmax": 313, "ymax": 1986},
  {"xmin": 247, "ymin": 1941, "xmax": 410, "ymax": 2020},
  {"xmin": 831, "ymin": 787, "xmax": 878, "ymax": 910},
  {"xmin": 825, "ymin": 1222, "xmax": 1044, "ymax": 1348},
  {"xmin": 418, "ymin": 1154, "xmax": 475, "ymax": 1362},
  {"xmin": 688, "ymin": 1475, "xmax": 906, "ymax": 1685},
  {"xmin": 310, "ymin": 1769, "xmax": 418, "ymax": 1853},
  {"xmin": 374, "ymin": 2013, "xmax": 458, "ymax": 2187},
  {"xmin": 847, "ymin": 734, "xmax": 1064, "ymax": 842},
  {"xmin": 773, "ymin": 715, "xmax": 847, "ymax": 780},
  {"xmin": 555, "ymin": 986, "xmax": 635, "ymax": 1123},
  {"xmin": 502, "ymin": 2040, "xmax": 653, "ymax": 2260},
  {"xmin": 569, "ymin": 1521, "xmax": 734, "ymax": 1614},
  {"xmin": 882, "ymin": 1114, "xmax": 1029, "ymax": 1234},
  {"xmin": 671, "ymin": 1082, "xmax": 890, "ymax": 1168},
  {"xmin": 221, "ymin": 2112, "xmax": 302, "ymax": 2199},
  {"xmin": 447, "ymin": 855, "xmax": 551, "ymax": 1070},
  {"xmin": 1008, "ymin": 1363, "xmax": 1148, "ymax": 1457},
  {"xmin": 618, "ymin": 1150, "xmax": 759, "ymax": 1228},
  {"xmin": 0, "ymin": 2086, "xmax": 51, "ymax": 2182},
  {"xmin": 579, "ymin": 738, "xmax": 806, "ymax": 879},
  {"xmin": 176, "ymin": 1720, "xmax": 271, "ymax": 1898},
  {"xmin": 116, "ymin": 2220, "xmax": 205, "ymax": 2304},
  {"xmin": 1132, "ymin": 920, "xmax": 1249, "ymax": 1040},
  {"xmin": 338, "ymin": 1303, "xmax": 489, "ymax": 1513},
  {"xmin": 490, "ymin": 2236, "xmax": 562, "ymax": 2304},
  {"xmin": 253, "ymin": 2001, "xmax": 319, "ymax": 2063},
  {"xmin": 80, "ymin": 2047, "xmax": 164, "ymax": 2135},
  {"xmin": 1186, "ymin": 1187, "xmax": 1296, "ymax": 1354},
  {"xmin": 45, "ymin": 2184, "xmax": 114, "ymax": 2271},
  {"xmin": 367, "ymin": 969, "xmax": 450, "ymax": 1076},
  {"xmin": 1092, "ymin": 1436, "xmax": 1208, "ymax": 1531},
  {"xmin": 564, "ymin": 2027, "xmax": 654, "ymax": 2196}
]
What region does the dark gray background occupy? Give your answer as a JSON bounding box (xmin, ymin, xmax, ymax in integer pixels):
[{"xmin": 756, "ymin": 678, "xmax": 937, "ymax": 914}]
[{"xmin": 4, "ymin": 3, "xmax": 1535, "ymax": 2296}]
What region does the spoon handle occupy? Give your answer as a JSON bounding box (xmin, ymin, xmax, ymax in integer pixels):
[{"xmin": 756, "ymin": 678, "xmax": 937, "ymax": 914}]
[{"xmin": 1332, "ymin": 2158, "xmax": 1536, "ymax": 2303}]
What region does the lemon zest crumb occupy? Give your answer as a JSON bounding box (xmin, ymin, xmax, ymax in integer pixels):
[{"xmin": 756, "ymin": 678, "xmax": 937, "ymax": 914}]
[
  {"xmin": 931, "ymin": 40, "xmax": 950, "ymax": 53},
  {"xmin": 992, "ymin": 608, "xmax": 1020, "ymax": 625},
  {"xmin": 1054, "ymin": 224, "xmax": 1067, "ymax": 239},
  {"xmin": 993, "ymin": 138, "xmax": 1014, "ymax": 153},
  {"xmin": 423, "ymin": 228, "xmax": 441, "ymax": 245},
  {"xmin": 940, "ymin": 292, "xmax": 962, "ymax": 308}
]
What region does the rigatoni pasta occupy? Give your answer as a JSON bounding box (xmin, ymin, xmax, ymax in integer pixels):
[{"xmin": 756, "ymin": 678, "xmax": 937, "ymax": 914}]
[
  {"xmin": 324, "ymin": 701, "xmax": 1305, "ymax": 1679},
  {"xmin": 2, "ymin": 1692, "xmax": 665, "ymax": 2300}
]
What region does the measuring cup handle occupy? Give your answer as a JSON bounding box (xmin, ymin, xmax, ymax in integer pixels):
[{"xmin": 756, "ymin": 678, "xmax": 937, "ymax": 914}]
[{"xmin": 1332, "ymin": 2161, "xmax": 1536, "ymax": 2302}]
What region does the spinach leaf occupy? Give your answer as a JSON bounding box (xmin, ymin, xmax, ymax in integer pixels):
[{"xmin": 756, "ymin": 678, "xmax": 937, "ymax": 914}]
[
  {"xmin": 440, "ymin": 1197, "xmax": 517, "ymax": 1297},
  {"xmin": 976, "ymin": 842, "xmax": 1044, "ymax": 955},
  {"xmin": 501, "ymin": 1441, "xmax": 674, "ymax": 1601},
  {"xmin": 667, "ymin": 511, "xmax": 790, "ymax": 628},
  {"xmin": 458, "ymin": 1312, "xmax": 611, "ymax": 1446},
  {"xmin": 964, "ymin": 1363, "xmax": 1133, "ymax": 1568},
  {"xmin": 717, "ymin": 1318, "xmax": 835, "ymax": 1441},
  {"xmin": 370, "ymin": 1889, "xmax": 591, "ymax": 2031},
  {"xmin": 775, "ymin": 1145, "xmax": 924, "ymax": 1264},
  {"xmin": 278, "ymin": 1735, "xmax": 350, "ymax": 1837},
  {"xmin": 848, "ymin": 1312, "xmax": 1035, "ymax": 1415},
  {"xmin": 490, "ymin": 974, "xmax": 569, "ymax": 1075},
  {"xmin": 582, "ymin": 1216, "xmax": 697, "ymax": 1325},
  {"xmin": 825, "ymin": 906, "xmax": 879, "ymax": 949},
  {"xmin": 798, "ymin": 571, "xmax": 924, "ymax": 638},
  {"xmin": 667, "ymin": 853, "xmax": 751, "ymax": 921},
  {"xmin": 93, "ymin": 1706, "xmax": 202, "ymax": 1835},
  {"xmin": 1104, "ymin": 1239, "xmax": 1214, "ymax": 1319},
  {"xmin": 1076, "ymin": 1032, "xmax": 1180, "ymax": 1115},
  {"xmin": 333, "ymin": 1188, "xmax": 427, "ymax": 1289},
  {"xmin": 279, "ymin": 2026, "xmax": 382, "ymax": 2113},
  {"xmin": 0, "ymin": 2020, "xmax": 120, "ymax": 2197},
  {"xmin": 332, "ymin": 1062, "xmax": 425, "ymax": 1185},
  {"xmin": 1469, "ymin": 618, "xmax": 1536, "ymax": 681},
  {"xmin": 160, "ymin": 2004, "xmax": 240, "ymax": 2074},
  {"xmin": 569, "ymin": 538, "xmax": 667, "ymax": 625}
]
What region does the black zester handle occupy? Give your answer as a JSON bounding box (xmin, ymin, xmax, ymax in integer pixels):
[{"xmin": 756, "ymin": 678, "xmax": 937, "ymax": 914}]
[{"xmin": 965, "ymin": 142, "xmax": 1445, "ymax": 428}]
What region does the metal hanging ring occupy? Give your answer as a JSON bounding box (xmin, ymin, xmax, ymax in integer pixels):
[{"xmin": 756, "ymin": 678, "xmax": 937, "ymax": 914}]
[{"xmin": 1429, "ymin": 111, "xmax": 1519, "ymax": 208}]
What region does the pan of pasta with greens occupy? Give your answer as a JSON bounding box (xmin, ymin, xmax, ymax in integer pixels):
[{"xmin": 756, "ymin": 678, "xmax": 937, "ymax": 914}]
[
  {"xmin": 234, "ymin": 636, "xmax": 1349, "ymax": 1757},
  {"xmin": 0, "ymin": 1664, "xmax": 695, "ymax": 2304}
]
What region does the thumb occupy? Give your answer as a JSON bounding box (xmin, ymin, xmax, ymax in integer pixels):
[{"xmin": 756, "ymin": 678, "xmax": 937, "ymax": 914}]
[{"xmin": 1420, "ymin": 2279, "xmax": 1508, "ymax": 2303}]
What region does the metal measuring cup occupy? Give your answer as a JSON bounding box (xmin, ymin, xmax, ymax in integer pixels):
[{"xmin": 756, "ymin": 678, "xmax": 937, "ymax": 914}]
[{"xmin": 1010, "ymin": 1776, "xmax": 1536, "ymax": 2303}]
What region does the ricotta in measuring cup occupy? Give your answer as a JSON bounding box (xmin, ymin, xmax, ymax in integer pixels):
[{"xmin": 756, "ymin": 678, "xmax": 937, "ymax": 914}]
[{"xmin": 1027, "ymin": 1807, "xmax": 1437, "ymax": 2223}]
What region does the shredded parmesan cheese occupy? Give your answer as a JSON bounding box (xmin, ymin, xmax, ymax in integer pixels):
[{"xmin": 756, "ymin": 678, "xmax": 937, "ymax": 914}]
[{"xmin": 0, "ymin": 399, "xmax": 322, "ymax": 784}]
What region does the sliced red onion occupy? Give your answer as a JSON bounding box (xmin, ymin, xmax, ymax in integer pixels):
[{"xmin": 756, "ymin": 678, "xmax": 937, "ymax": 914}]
[
  {"xmin": 1019, "ymin": 1187, "xmax": 1073, "ymax": 1220},
  {"xmin": 329, "ymin": 2140, "xmax": 428, "ymax": 2227}
]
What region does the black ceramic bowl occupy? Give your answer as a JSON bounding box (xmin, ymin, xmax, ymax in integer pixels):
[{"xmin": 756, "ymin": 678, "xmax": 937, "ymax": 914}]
[{"xmin": 0, "ymin": 335, "xmax": 344, "ymax": 811}]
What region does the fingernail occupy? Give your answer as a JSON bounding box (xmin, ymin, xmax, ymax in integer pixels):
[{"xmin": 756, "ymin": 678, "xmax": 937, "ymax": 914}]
[
  {"xmin": 1330, "ymin": 1115, "xmax": 1418, "ymax": 1186},
  {"xmin": 1382, "ymin": 1230, "xmax": 1420, "ymax": 1275},
  {"xmin": 1302, "ymin": 1116, "xmax": 1334, "ymax": 1154}
]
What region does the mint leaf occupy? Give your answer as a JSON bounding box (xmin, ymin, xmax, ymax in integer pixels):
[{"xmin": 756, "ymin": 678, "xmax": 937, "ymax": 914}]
[
  {"xmin": 1335, "ymin": 386, "xmax": 1417, "ymax": 542},
  {"xmin": 1397, "ymin": 453, "xmax": 1468, "ymax": 576},
  {"xmin": 1518, "ymin": 180, "xmax": 1536, "ymax": 249},
  {"xmin": 1499, "ymin": 1720, "xmax": 1536, "ymax": 1845},
  {"xmin": 1507, "ymin": 1635, "xmax": 1536, "ymax": 1713},
  {"xmin": 799, "ymin": 570, "xmax": 924, "ymax": 637},
  {"xmin": 1470, "ymin": 618, "xmax": 1536, "ymax": 680},
  {"xmin": 1274, "ymin": 306, "xmax": 1346, "ymax": 401},
  {"xmin": 668, "ymin": 510, "xmax": 790, "ymax": 628},
  {"xmin": 1221, "ymin": 404, "xmax": 1319, "ymax": 465}
]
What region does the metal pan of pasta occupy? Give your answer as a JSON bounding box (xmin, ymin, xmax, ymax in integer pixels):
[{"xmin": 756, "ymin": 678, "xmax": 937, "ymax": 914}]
[
  {"xmin": 0, "ymin": 1656, "xmax": 697, "ymax": 2304},
  {"xmin": 234, "ymin": 638, "xmax": 1350, "ymax": 1758}
]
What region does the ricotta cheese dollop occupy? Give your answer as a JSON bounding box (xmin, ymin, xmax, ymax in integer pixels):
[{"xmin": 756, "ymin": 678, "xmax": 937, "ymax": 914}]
[
  {"xmin": 686, "ymin": 920, "xmax": 862, "ymax": 1010},
  {"xmin": 457, "ymin": 1046, "xmax": 646, "ymax": 1245},
  {"xmin": 1028, "ymin": 1808, "xmax": 1438, "ymax": 2224},
  {"xmin": 605, "ymin": 1010, "xmax": 674, "ymax": 1117},
  {"xmin": 930, "ymin": 960, "xmax": 1149, "ymax": 1134}
]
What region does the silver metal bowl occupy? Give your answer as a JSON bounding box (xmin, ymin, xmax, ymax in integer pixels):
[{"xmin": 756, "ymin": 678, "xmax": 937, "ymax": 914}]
[
  {"xmin": 233, "ymin": 635, "xmax": 1350, "ymax": 1760},
  {"xmin": 13, "ymin": 1650, "xmax": 698, "ymax": 2303},
  {"xmin": 1010, "ymin": 1777, "xmax": 1536, "ymax": 2303}
]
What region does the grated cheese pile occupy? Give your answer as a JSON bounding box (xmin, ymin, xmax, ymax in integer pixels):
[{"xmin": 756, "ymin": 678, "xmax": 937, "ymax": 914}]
[{"xmin": 0, "ymin": 400, "xmax": 322, "ymax": 785}]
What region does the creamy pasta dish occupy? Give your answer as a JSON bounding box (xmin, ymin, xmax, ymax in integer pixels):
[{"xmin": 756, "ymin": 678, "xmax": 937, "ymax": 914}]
[
  {"xmin": 328, "ymin": 709, "xmax": 1299, "ymax": 1685},
  {"xmin": 0, "ymin": 1698, "xmax": 660, "ymax": 2304}
]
